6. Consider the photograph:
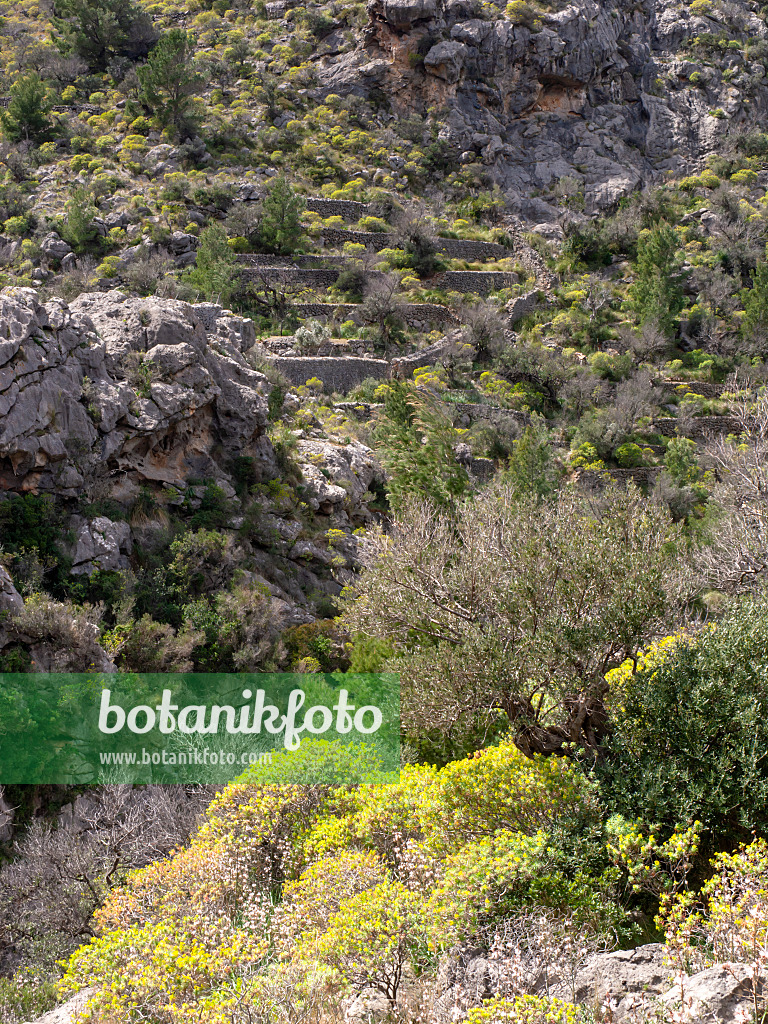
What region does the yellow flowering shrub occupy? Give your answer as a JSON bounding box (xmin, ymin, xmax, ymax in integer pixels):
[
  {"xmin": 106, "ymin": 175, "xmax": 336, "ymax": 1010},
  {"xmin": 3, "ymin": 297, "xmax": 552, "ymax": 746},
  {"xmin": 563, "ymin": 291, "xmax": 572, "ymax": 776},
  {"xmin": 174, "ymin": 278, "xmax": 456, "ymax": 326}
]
[{"xmin": 467, "ymin": 994, "xmax": 583, "ymax": 1024}]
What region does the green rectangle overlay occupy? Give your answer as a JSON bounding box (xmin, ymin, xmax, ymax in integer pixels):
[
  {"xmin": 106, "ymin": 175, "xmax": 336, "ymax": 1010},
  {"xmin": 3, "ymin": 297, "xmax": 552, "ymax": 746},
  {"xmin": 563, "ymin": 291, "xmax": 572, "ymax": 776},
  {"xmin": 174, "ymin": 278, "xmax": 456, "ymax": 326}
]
[{"xmin": 0, "ymin": 672, "xmax": 400, "ymax": 784}]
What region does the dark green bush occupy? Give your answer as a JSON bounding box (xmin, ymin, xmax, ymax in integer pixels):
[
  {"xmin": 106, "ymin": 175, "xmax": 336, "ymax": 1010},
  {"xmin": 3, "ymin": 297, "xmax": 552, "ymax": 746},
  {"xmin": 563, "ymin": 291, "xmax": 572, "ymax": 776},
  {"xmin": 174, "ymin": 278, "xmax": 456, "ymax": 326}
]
[{"xmin": 599, "ymin": 597, "xmax": 768, "ymax": 848}]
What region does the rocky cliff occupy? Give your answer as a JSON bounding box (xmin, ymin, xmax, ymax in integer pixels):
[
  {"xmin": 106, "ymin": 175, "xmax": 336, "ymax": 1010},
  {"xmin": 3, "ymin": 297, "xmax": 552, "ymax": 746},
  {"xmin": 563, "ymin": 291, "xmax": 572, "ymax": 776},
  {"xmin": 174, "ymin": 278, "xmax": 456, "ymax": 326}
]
[{"xmin": 321, "ymin": 0, "xmax": 768, "ymax": 217}]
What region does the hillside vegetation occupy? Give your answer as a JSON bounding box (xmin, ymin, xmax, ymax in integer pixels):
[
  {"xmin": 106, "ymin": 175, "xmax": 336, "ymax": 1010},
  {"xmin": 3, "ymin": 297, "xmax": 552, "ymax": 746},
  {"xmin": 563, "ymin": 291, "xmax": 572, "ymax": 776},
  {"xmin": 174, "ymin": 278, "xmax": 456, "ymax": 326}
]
[{"xmin": 4, "ymin": 0, "xmax": 768, "ymax": 1020}]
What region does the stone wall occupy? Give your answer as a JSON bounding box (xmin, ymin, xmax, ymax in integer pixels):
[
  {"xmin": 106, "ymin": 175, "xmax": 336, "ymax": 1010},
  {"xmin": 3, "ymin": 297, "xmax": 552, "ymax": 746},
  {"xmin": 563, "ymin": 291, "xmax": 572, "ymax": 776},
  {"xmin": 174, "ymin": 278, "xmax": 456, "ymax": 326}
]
[
  {"xmin": 506, "ymin": 290, "xmax": 541, "ymax": 326},
  {"xmin": 292, "ymin": 302, "xmax": 457, "ymax": 329},
  {"xmin": 240, "ymin": 266, "xmax": 342, "ymax": 288},
  {"xmin": 435, "ymin": 270, "xmax": 518, "ymax": 294},
  {"xmin": 320, "ymin": 229, "xmax": 508, "ymax": 261},
  {"xmin": 579, "ymin": 466, "xmax": 664, "ymax": 488},
  {"xmin": 269, "ymin": 356, "xmax": 389, "ymax": 392},
  {"xmin": 237, "ymin": 254, "xmax": 353, "ymax": 268},
  {"xmin": 654, "ymin": 415, "xmax": 742, "ymax": 438},
  {"xmin": 306, "ymin": 198, "xmax": 370, "ymax": 220},
  {"xmin": 660, "ymin": 379, "xmax": 727, "ymax": 398},
  {"xmin": 391, "ymin": 339, "xmax": 453, "ymax": 378},
  {"xmin": 450, "ymin": 403, "xmax": 530, "ymax": 428}
]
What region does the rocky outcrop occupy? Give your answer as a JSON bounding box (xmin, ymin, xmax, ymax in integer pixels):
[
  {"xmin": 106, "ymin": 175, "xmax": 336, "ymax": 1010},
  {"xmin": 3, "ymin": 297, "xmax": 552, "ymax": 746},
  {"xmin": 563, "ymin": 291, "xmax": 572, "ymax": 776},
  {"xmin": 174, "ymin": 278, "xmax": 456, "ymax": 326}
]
[
  {"xmin": 0, "ymin": 566, "xmax": 23, "ymax": 615},
  {"xmin": 25, "ymin": 989, "xmax": 93, "ymax": 1024},
  {"xmin": 320, "ymin": 0, "xmax": 768, "ymax": 212},
  {"xmin": 661, "ymin": 963, "xmax": 764, "ymax": 1022},
  {"xmin": 0, "ymin": 288, "xmax": 270, "ymax": 502},
  {"xmin": 64, "ymin": 516, "xmax": 132, "ymax": 576},
  {"xmin": 296, "ymin": 438, "xmax": 383, "ymax": 518}
]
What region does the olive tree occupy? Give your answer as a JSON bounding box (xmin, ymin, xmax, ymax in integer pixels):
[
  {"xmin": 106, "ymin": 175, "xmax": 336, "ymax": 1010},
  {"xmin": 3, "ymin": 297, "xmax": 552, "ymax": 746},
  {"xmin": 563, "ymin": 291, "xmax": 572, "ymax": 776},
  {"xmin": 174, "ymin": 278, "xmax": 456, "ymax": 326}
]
[{"xmin": 343, "ymin": 482, "xmax": 688, "ymax": 757}]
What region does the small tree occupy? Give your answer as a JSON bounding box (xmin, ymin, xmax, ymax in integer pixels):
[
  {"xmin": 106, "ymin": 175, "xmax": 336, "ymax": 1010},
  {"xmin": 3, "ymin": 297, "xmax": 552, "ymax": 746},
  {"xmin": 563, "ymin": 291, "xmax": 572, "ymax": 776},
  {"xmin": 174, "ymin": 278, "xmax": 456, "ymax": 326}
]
[
  {"xmin": 257, "ymin": 175, "xmax": 306, "ymax": 256},
  {"xmin": 61, "ymin": 186, "xmax": 98, "ymax": 253},
  {"xmin": 741, "ymin": 259, "xmax": 768, "ymax": 356},
  {"xmin": 343, "ymin": 482, "xmax": 686, "ymax": 756},
  {"xmin": 373, "ymin": 381, "xmax": 469, "ymax": 512},
  {"xmin": 316, "ymin": 880, "xmax": 425, "ymax": 1005},
  {"xmin": 0, "ymin": 73, "xmax": 53, "ymax": 144},
  {"xmin": 628, "ymin": 221, "xmax": 684, "ymax": 338},
  {"xmin": 185, "ymin": 223, "xmax": 238, "ymax": 307},
  {"xmin": 52, "ymin": 0, "xmax": 157, "ymax": 72},
  {"xmin": 359, "ymin": 274, "xmax": 406, "ymax": 353},
  {"xmin": 138, "ymin": 30, "xmax": 202, "ymax": 141}
]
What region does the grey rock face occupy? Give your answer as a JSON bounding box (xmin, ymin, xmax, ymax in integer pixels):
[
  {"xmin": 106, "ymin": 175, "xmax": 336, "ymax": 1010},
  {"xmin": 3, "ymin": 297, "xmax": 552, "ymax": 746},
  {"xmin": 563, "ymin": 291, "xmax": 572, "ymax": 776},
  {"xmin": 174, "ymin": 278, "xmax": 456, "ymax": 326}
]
[
  {"xmin": 24, "ymin": 989, "xmax": 94, "ymax": 1024},
  {"xmin": 433, "ymin": 943, "xmax": 672, "ymax": 1023},
  {"xmin": 662, "ymin": 963, "xmax": 763, "ymax": 1023},
  {"xmin": 0, "ymin": 786, "xmax": 13, "ymax": 842},
  {"xmin": 66, "ymin": 516, "xmax": 132, "ymax": 576},
  {"xmin": 550, "ymin": 944, "xmax": 670, "ymax": 1018},
  {"xmin": 40, "ymin": 232, "xmax": 73, "ymax": 261},
  {"xmin": 0, "ymin": 287, "xmax": 268, "ymax": 501},
  {"xmin": 0, "ymin": 565, "xmax": 23, "ymax": 614},
  {"xmin": 380, "ymin": 0, "xmax": 438, "ymax": 29},
  {"xmin": 326, "ymin": 0, "xmax": 768, "ymax": 211},
  {"xmin": 296, "ymin": 438, "xmax": 383, "ymax": 517}
]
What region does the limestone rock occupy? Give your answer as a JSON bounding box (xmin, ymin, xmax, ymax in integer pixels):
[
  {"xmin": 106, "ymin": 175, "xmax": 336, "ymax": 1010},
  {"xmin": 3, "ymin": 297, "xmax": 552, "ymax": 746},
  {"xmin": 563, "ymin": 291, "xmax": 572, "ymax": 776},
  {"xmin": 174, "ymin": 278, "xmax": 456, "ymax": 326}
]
[
  {"xmin": 40, "ymin": 232, "xmax": 72, "ymax": 262},
  {"xmin": 296, "ymin": 439, "xmax": 382, "ymax": 516},
  {"xmin": 66, "ymin": 516, "xmax": 132, "ymax": 576},
  {"xmin": 424, "ymin": 40, "xmax": 467, "ymax": 83},
  {"xmin": 25, "ymin": 989, "xmax": 94, "ymax": 1024},
  {"xmin": 0, "ymin": 565, "xmax": 23, "ymax": 614},
  {"xmin": 0, "ymin": 788, "xmax": 12, "ymax": 843},
  {"xmin": 344, "ymin": 987, "xmax": 390, "ymax": 1023},
  {"xmin": 550, "ymin": 944, "xmax": 671, "ymax": 1019},
  {"xmin": 379, "ymin": 0, "xmax": 438, "ymax": 29},
  {"xmin": 0, "ymin": 287, "xmax": 270, "ymax": 499},
  {"xmin": 331, "ymin": 0, "xmax": 768, "ymax": 210},
  {"xmin": 662, "ymin": 963, "xmax": 763, "ymax": 1023}
]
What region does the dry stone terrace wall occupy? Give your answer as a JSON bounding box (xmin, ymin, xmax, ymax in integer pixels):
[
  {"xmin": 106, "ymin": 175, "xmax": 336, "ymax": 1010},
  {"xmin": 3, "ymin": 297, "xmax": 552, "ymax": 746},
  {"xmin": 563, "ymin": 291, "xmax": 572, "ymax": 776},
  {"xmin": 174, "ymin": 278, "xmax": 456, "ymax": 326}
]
[
  {"xmin": 305, "ymin": 198, "xmax": 370, "ymax": 219},
  {"xmin": 435, "ymin": 270, "xmax": 518, "ymax": 294},
  {"xmin": 506, "ymin": 290, "xmax": 541, "ymax": 325},
  {"xmin": 319, "ymin": 229, "xmax": 509, "ymax": 261},
  {"xmin": 271, "ymin": 356, "xmax": 389, "ymax": 391},
  {"xmin": 654, "ymin": 416, "xmax": 743, "ymax": 437},
  {"xmin": 292, "ymin": 302, "xmax": 458, "ymax": 328},
  {"xmin": 239, "ymin": 266, "xmax": 345, "ymax": 289},
  {"xmin": 237, "ymin": 258, "xmax": 519, "ymax": 296}
]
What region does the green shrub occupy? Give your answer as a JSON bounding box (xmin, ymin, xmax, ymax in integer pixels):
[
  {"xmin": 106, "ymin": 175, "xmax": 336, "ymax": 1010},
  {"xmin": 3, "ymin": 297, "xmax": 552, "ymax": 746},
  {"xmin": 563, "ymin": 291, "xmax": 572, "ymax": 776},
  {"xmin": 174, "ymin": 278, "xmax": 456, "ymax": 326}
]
[
  {"xmin": 505, "ymin": 0, "xmax": 537, "ymax": 26},
  {"xmin": 600, "ymin": 598, "xmax": 768, "ymax": 848},
  {"xmin": 467, "ymin": 995, "xmax": 583, "ymax": 1024},
  {"xmin": 614, "ymin": 442, "xmax": 643, "ymax": 468}
]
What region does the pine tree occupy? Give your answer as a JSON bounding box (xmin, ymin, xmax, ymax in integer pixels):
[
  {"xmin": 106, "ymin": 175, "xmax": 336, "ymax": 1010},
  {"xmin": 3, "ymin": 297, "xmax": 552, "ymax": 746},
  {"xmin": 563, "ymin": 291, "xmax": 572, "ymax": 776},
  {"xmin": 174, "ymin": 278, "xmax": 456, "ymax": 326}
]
[
  {"xmin": 0, "ymin": 73, "xmax": 53, "ymax": 144},
  {"xmin": 138, "ymin": 30, "xmax": 202, "ymax": 141},
  {"xmin": 185, "ymin": 224, "xmax": 238, "ymax": 307},
  {"xmin": 257, "ymin": 175, "xmax": 306, "ymax": 256},
  {"xmin": 628, "ymin": 222, "xmax": 684, "ymax": 337},
  {"xmin": 742, "ymin": 259, "xmax": 768, "ymax": 355},
  {"xmin": 374, "ymin": 382, "xmax": 468, "ymax": 512}
]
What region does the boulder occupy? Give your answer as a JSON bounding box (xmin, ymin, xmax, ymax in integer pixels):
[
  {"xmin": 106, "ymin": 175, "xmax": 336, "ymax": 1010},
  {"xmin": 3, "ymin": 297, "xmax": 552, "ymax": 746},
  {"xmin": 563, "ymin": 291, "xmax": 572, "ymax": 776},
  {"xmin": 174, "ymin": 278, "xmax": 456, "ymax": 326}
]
[
  {"xmin": 662, "ymin": 963, "xmax": 763, "ymax": 1023},
  {"xmin": 379, "ymin": 0, "xmax": 438, "ymax": 29},
  {"xmin": 0, "ymin": 565, "xmax": 23, "ymax": 614},
  {"xmin": 424, "ymin": 41, "xmax": 468, "ymax": 84},
  {"xmin": 0, "ymin": 287, "xmax": 269, "ymax": 498},
  {"xmin": 66, "ymin": 516, "xmax": 132, "ymax": 576},
  {"xmin": 40, "ymin": 232, "xmax": 72, "ymax": 261},
  {"xmin": 296, "ymin": 439, "xmax": 382, "ymax": 516},
  {"xmin": 25, "ymin": 989, "xmax": 93, "ymax": 1024},
  {"xmin": 550, "ymin": 944, "xmax": 671, "ymax": 1019}
]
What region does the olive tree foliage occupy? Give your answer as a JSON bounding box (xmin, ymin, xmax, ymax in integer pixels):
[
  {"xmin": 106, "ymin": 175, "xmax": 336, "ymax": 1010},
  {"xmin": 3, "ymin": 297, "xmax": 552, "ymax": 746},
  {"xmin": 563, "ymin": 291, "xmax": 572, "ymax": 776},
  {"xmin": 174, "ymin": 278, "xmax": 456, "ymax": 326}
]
[
  {"xmin": 697, "ymin": 392, "xmax": 768, "ymax": 593},
  {"xmin": 343, "ymin": 483, "xmax": 688, "ymax": 757}
]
